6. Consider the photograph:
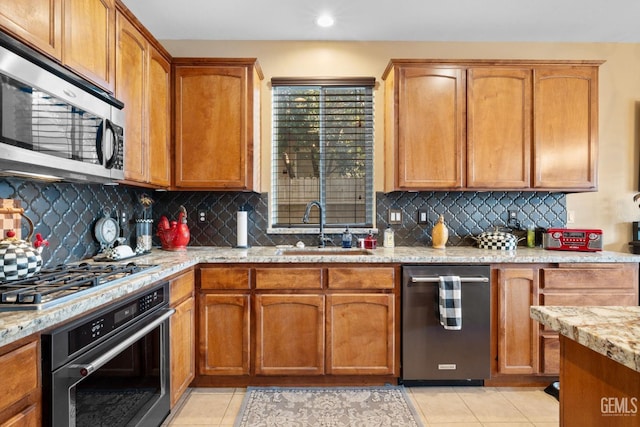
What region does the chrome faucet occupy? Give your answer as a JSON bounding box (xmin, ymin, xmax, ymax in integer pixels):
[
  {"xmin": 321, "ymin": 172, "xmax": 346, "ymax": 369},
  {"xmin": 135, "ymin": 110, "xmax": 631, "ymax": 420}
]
[{"xmin": 302, "ymin": 200, "xmax": 326, "ymax": 247}]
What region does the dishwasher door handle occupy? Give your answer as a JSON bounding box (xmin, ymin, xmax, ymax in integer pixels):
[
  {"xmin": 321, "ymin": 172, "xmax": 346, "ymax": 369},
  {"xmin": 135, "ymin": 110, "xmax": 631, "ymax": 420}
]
[{"xmin": 410, "ymin": 276, "xmax": 489, "ymax": 284}]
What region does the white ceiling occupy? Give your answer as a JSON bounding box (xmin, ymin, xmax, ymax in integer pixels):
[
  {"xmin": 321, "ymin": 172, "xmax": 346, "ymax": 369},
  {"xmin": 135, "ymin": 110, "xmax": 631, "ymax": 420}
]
[{"xmin": 120, "ymin": 0, "xmax": 640, "ymax": 43}]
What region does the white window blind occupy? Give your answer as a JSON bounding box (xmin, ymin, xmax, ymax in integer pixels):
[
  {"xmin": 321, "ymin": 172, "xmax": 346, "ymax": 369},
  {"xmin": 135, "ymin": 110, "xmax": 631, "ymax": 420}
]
[{"xmin": 271, "ymin": 77, "xmax": 375, "ymax": 228}]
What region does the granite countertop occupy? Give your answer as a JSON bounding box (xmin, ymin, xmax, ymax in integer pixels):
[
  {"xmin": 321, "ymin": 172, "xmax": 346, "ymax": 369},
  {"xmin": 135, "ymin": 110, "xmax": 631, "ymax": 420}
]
[
  {"xmin": 530, "ymin": 306, "xmax": 640, "ymax": 373},
  {"xmin": 1, "ymin": 245, "xmax": 639, "ymax": 348}
]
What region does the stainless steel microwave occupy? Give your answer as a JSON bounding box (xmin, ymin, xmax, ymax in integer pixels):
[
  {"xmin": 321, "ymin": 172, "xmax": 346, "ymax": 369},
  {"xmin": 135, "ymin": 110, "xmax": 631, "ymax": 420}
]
[{"xmin": 0, "ymin": 32, "xmax": 125, "ymax": 183}]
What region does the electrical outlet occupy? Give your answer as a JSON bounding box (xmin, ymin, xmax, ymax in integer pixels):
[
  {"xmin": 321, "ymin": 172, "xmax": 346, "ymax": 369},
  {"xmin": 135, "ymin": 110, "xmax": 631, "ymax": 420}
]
[
  {"xmin": 198, "ymin": 210, "xmax": 206, "ymax": 222},
  {"xmin": 507, "ymin": 208, "xmax": 520, "ymax": 228},
  {"xmin": 388, "ymin": 209, "xmax": 402, "ymax": 224},
  {"xmin": 418, "ymin": 210, "xmax": 428, "ymax": 224}
]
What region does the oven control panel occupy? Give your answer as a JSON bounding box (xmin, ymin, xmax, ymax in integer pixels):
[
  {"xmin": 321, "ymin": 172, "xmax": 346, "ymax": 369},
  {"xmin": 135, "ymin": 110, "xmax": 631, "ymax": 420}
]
[{"xmin": 66, "ymin": 283, "xmax": 167, "ymax": 355}]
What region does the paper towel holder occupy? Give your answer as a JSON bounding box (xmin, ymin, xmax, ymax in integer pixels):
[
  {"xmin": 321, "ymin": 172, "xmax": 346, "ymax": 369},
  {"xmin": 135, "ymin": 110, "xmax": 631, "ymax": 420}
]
[{"xmin": 234, "ymin": 209, "xmax": 250, "ymax": 249}]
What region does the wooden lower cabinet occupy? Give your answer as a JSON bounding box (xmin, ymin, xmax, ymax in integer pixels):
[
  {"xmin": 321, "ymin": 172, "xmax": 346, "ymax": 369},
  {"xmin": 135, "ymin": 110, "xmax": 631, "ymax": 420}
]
[
  {"xmin": 0, "ymin": 337, "xmax": 40, "ymax": 426},
  {"xmin": 255, "ymin": 294, "xmax": 325, "ymax": 376},
  {"xmin": 492, "ymin": 262, "xmax": 639, "ymax": 381},
  {"xmin": 196, "ymin": 263, "xmax": 399, "ymax": 385},
  {"xmin": 538, "ymin": 263, "xmax": 639, "ymax": 376},
  {"xmin": 169, "ymin": 271, "xmax": 195, "ymax": 408},
  {"xmin": 198, "ymin": 294, "xmax": 250, "ymax": 376},
  {"xmin": 326, "ymin": 294, "xmax": 395, "ymax": 375},
  {"xmin": 494, "ymin": 266, "xmax": 540, "ymax": 375}
]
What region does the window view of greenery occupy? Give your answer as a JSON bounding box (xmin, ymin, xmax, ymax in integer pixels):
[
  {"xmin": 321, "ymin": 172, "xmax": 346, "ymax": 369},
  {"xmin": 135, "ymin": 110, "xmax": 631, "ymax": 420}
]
[{"xmin": 271, "ymin": 83, "xmax": 374, "ymax": 228}]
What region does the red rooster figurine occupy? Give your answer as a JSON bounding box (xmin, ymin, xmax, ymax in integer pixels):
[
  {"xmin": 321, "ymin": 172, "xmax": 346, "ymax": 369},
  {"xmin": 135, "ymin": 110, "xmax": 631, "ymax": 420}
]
[{"xmin": 157, "ymin": 206, "xmax": 190, "ymax": 251}]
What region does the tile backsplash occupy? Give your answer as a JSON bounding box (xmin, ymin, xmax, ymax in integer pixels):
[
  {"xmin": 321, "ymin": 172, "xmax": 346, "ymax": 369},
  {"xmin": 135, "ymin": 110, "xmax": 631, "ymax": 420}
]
[{"xmin": 0, "ymin": 177, "xmax": 565, "ymax": 266}]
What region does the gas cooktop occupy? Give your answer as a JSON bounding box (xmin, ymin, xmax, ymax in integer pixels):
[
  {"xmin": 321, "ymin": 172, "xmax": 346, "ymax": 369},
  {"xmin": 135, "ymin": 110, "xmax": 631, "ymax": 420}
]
[{"xmin": 0, "ymin": 262, "xmax": 159, "ymax": 311}]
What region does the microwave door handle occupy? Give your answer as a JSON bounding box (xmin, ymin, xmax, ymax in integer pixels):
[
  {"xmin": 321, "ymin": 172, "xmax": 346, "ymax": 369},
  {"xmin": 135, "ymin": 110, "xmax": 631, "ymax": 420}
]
[
  {"xmin": 104, "ymin": 119, "xmax": 118, "ymax": 169},
  {"xmin": 95, "ymin": 118, "xmax": 105, "ymax": 165}
]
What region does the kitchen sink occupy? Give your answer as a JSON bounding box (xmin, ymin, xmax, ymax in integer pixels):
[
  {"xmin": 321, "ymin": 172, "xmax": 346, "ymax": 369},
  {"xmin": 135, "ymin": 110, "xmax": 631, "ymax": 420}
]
[{"xmin": 277, "ymin": 248, "xmax": 374, "ymax": 256}]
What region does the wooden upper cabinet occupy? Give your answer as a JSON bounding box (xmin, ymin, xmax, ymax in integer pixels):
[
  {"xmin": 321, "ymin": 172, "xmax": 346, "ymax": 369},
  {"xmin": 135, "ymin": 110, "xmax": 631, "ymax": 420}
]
[
  {"xmin": 383, "ymin": 59, "xmax": 602, "ymax": 192},
  {"xmin": 147, "ymin": 47, "xmax": 171, "ymax": 187},
  {"xmin": 384, "ymin": 64, "xmax": 465, "ymax": 190},
  {"xmin": 533, "ymin": 66, "xmax": 599, "ymax": 190},
  {"xmin": 116, "ymin": 8, "xmax": 171, "ymax": 188},
  {"xmin": 467, "ymin": 68, "xmax": 532, "ymax": 189},
  {"xmin": 0, "ymin": 0, "xmax": 62, "ymax": 59},
  {"xmin": 173, "ymin": 59, "xmax": 262, "ymax": 191},
  {"xmin": 116, "ymin": 11, "xmax": 147, "ymax": 183},
  {"xmin": 63, "ymin": 0, "xmax": 115, "ymax": 91}
]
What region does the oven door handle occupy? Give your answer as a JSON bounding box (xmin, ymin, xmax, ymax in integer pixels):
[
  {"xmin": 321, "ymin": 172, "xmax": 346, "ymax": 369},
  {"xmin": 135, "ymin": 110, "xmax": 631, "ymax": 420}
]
[
  {"xmin": 410, "ymin": 276, "xmax": 488, "ymax": 284},
  {"xmin": 71, "ymin": 308, "xmax": 175, "ymax": 377}
]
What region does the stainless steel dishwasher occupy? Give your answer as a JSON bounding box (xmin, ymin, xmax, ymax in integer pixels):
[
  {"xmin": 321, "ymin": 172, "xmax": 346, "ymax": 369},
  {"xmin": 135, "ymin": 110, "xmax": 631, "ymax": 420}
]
[{"xmin": 402, "ymin": 265, "xmax": 491, "ymax": 385}]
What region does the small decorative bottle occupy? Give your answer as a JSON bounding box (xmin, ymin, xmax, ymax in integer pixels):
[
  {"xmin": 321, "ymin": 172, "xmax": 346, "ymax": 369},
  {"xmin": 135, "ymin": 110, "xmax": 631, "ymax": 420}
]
[{"xmin": 431, "ymin": 215, "xmax": 449, "ymax": 249}]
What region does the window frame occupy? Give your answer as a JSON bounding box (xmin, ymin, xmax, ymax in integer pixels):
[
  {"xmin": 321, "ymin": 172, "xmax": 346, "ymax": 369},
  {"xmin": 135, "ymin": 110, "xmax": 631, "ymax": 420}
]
[{"xmin": 269, "ymin": 77, "xmax": 376, "ymax": 234}]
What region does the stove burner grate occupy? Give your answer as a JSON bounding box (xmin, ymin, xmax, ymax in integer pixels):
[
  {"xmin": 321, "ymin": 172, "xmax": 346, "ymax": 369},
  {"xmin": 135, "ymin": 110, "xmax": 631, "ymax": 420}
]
[{"xmin": 0, "ymin": 262, "xmax": 157, "ymax": 310}]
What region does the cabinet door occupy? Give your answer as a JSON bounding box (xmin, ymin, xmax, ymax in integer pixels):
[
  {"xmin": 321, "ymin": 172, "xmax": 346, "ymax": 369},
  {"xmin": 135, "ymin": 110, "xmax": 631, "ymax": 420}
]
[
  {"xmin": 174, "ymin": 65, "xmax": 250, "ymax": 189},
  {"xmin": 326, "ymin": 294, "xmax": 396, "ymax": 375},
  {"xmin": 496, "ymin": 267, "xmax": 539, "ymax": 375},
  {"xmin": 396, "ymin": 66, "xmax": 465, "ymax": 189},
  {"xmin": 116, "ymin": 11, "xmax": 147, "ymax": 182},
  {"xmin": 255, "ymin": 294, "xmax": 324, "ymax": 376},
  {"xmin": 63, "ymin": 0, "xmax": 115, "ymax": 91},
  {"xmin": 198, "ymin": 294, "xmax": 250, "ymax": 376},
  {"xmin": 0, "ymin": 339, "xmax": 40, "ymax": 426},
  {"xmin": 0, "ymin": 0, "xmax": 61, "ymax": 59},
  {"xmin": 467, "ymin": 68, "xmax": 532, "ymax": 188},
  {"xmin": 534, "ymin": 67, "xmax": 598, "ymax": 190},
  {"xmin": 147, "ymin": 47, "xmax": 171, "ymax": 187},
  {"xmin": 170, "ymin": 296, "xmax": 195, "ymax": 407}
]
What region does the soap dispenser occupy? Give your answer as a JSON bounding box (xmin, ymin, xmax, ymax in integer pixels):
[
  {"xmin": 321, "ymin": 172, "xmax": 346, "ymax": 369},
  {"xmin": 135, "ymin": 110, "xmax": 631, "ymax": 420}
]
[
  {"xmin": 341, "ymin": 226, "xmax": 352, "ymax": 248},
  {"xmin": 384, "ymin": 225, "xmax": 395, "ymax": 248}
]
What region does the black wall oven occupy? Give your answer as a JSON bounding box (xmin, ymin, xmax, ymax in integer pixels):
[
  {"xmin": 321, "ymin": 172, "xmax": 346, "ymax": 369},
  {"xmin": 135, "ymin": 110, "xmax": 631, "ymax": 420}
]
[{"xmin": 41, "ymin": 282, "xmax": 174, "ymax": 427}]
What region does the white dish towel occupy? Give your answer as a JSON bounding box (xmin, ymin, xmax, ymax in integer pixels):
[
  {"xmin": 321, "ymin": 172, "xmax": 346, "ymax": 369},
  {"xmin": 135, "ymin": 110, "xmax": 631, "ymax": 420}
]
[{"xmin": 439, "ymin": 275, "xmax": 462, "ymax": 330}]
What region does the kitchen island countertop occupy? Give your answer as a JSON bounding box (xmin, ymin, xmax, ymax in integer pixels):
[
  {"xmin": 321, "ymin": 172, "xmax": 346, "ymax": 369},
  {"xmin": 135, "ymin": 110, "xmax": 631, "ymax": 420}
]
[
  {"xmin": 1, "ymin": 246, "xmax": 639, "ymax": 348},
  {"xmin": 530, "ymin": 305, "xmax": 640, "ymax": 373}
]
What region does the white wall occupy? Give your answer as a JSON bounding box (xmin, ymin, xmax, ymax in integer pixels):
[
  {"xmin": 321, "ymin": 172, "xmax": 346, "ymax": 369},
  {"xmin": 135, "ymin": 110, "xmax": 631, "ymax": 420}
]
[{"xmin": 162, "ymin": 40, "xmax": 640, "ymax": 251}]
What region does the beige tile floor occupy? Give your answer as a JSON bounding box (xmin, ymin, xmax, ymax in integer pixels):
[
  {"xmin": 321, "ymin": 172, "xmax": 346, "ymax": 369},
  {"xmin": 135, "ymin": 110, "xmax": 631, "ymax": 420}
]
[{"xmin": 162, "ymin": 386, "xmax": 559, "ymax": 427}]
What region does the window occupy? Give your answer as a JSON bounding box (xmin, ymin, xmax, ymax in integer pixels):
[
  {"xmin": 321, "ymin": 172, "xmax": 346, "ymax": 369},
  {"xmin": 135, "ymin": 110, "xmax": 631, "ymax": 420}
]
[{"xmin": 270, "ymin": 77, "xmax": 375, "ymax": 230}]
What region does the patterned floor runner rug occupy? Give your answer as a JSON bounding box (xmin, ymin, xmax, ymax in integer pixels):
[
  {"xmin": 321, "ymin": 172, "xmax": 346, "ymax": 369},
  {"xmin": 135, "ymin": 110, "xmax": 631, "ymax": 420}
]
[{"xmin": 234, "ymin": 386, "xmax": 424, "ymax": 427}]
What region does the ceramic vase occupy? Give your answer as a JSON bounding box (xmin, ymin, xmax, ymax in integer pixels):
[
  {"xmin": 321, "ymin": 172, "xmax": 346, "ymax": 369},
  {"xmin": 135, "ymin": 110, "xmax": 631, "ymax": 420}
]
[{"xmin": 431, "ymin": 215, "xmax": 449, "ymax": 249}]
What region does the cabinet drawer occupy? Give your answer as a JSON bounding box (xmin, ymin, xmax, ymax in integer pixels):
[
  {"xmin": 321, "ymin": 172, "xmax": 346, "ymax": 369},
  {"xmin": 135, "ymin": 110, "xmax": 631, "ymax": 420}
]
[
  {"xmin": 541, "ymin": 293, "xmax": 637, "ymax": 307},
  {"xmin": 200, "ymin": 267, "xmax": 250, "ymax": 290},
  {"xmin": 255, "ymin": 268, "xmax": 322, "ymax": 289},
  {"xmin": 170, "ymin": 270, "xmax": 195, "ymax": 305},
  {"xmin": 328, "ymin": 267, "xmax": 395, "ymax": 289},
  {"xmin": 0, "ymin": 340, "xmax": 38, "ymax": 414},
  {"xmin": 0, "ymin": 403, "xmax": 38, "ymax": 427},
  {"xmin": 542, "ymin": 265, "xmax": 636, "ymax": 290}
]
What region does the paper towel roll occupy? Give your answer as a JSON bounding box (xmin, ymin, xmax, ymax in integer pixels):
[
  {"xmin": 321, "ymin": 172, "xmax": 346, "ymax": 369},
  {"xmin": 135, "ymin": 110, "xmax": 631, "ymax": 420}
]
[{"xmin": 237, "ymin": 211, "xmax": 248, "ymax": 247}]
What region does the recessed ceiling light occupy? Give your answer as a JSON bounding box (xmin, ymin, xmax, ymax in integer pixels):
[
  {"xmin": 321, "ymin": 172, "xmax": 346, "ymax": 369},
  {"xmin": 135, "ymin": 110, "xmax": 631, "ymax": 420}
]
[{"xmin": 316, "ymin": 14, "xmax": 335, "ymax": 28}]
